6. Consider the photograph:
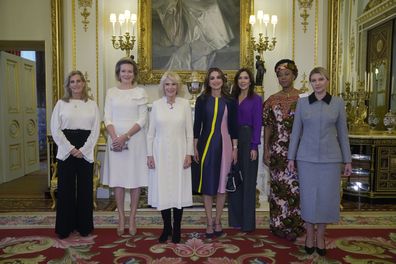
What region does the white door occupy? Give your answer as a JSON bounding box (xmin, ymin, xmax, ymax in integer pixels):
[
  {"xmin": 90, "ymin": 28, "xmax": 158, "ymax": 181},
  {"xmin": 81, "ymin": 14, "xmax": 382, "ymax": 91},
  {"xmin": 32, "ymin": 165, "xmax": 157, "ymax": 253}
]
[
  {"xmin": 0, "ymin": 51, "xmax": 39, "ymax": 183},
  {"xmin": 21, "ymin": 58, "xmax": 40, "ymax": 174}
]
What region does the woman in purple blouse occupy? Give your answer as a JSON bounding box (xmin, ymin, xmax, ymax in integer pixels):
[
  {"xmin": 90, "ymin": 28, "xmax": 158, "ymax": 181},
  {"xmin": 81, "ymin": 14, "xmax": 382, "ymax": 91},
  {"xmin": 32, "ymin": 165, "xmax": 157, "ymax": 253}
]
[{"xmin": 228, "ymin": 68, "xmax": 263, "ymax": 232}]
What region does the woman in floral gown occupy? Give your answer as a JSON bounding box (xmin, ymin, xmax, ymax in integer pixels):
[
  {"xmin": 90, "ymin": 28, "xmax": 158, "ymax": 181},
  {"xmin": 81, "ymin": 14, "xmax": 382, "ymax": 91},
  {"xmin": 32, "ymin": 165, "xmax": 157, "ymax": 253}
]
[{"xmin": 263, "ymin": 59, "xmax": 304, "ymax": 241}]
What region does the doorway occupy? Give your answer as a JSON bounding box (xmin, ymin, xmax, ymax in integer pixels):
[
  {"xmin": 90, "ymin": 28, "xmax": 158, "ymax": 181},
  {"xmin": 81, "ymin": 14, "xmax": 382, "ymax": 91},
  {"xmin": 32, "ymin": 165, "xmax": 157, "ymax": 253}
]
[{"xmin": 0, "ymin": 41, "xmax": 47, "ymax": 196}]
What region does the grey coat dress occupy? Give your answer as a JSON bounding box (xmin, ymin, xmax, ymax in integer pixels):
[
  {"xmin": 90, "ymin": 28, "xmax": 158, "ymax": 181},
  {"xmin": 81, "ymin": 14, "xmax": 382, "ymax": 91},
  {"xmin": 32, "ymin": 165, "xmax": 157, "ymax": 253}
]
[{"xmin": 287, "ymin": 93, "xmax": 351, "ymax": 223}]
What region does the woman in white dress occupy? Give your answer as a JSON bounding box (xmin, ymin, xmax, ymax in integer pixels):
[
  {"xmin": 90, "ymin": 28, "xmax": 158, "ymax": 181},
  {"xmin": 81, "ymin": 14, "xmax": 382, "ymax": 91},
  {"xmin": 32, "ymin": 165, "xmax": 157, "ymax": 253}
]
[
  {"xmin": 103, "ymin": 58, "xmax": 148, "ymax": 236},
  {"xmin": 51, "ymin": 70, "xmax": 100, "ymax": 239},
  {"xmin": 147, "ymin": 71, "xmax": 194, "ymax": 243}
]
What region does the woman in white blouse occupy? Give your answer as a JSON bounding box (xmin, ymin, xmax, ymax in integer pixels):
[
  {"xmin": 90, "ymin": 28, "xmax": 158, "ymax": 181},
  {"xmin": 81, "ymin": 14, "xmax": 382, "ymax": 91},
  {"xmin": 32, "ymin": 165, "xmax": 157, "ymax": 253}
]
[
  {"xmin": 50, "ymin": 70, "xmax": 100, "ymax": 239},
  {"xmin": 147, "ymin": 71, "xmax": 194, "ymax": 243},
  {"xmin": 103, "ymin": 58, "xmax": 148, "ymax": 236}
]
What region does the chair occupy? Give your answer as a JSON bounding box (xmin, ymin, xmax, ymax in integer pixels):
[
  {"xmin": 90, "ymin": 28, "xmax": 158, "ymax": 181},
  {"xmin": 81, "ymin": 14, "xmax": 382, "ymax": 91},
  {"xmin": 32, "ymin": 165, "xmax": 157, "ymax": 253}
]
[{"xmin": 49, "ymin": 146, "xmax": 101, "ymax": 210}]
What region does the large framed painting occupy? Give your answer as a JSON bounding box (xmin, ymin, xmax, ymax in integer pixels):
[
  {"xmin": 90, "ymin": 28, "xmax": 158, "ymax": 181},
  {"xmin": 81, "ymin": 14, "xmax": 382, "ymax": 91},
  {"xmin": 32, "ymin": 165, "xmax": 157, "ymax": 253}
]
[{"xmin": 137, "ymin": 0, "xmax": 253, "ymax": 84}]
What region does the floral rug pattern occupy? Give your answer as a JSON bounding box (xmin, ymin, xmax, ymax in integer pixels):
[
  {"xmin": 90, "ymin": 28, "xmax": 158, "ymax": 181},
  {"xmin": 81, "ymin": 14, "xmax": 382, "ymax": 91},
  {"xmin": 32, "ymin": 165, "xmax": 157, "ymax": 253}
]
[{"xmin": 0, "ymin": 229, "xmax": 395, "ymax": 263}]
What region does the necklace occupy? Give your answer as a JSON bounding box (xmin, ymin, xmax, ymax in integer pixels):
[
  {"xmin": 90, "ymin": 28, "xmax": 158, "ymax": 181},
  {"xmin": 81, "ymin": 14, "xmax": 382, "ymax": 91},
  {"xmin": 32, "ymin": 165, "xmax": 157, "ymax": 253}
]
[
  {"xmin": 280, "ymin": 88, "xmax": 294, "ymax": 97},
  {"xmin": 167, "ymin": 101, "xmax": 175, "ymax": 109}
]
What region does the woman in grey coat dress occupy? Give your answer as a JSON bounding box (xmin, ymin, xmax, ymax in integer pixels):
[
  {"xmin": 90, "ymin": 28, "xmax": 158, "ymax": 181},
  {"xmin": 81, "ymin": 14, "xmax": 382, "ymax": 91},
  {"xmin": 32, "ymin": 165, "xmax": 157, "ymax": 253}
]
[{"xmin": 287, "ymin": 67, "xmax": 352, "ymax": 256}]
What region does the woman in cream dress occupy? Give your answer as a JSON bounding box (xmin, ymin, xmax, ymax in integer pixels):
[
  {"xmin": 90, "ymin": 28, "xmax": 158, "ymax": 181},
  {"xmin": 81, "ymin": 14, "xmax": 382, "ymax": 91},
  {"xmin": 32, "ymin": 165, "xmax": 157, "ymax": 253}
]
[
  {"xmin": 147, "ymin": 71, "xmax": 194, "ymax": 243},
  {"xmin": 103, "ymin": 58, "xmax": 148, "ymax": 236}
]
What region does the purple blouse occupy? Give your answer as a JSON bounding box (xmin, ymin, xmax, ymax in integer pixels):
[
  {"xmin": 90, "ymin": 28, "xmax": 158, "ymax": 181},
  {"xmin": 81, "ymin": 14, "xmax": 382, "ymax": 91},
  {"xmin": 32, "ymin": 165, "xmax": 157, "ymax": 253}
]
[{"xmin": 237, "ymin": 94, "xmax": 263, "ymax": 150}]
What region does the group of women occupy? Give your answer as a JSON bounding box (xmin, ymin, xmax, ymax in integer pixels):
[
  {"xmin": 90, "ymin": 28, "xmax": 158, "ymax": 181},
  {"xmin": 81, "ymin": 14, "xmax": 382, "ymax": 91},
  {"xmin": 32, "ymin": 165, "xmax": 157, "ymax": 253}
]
[{"xmin": 51, "ymin": 57, "xmax": 352, "ymax": 256}]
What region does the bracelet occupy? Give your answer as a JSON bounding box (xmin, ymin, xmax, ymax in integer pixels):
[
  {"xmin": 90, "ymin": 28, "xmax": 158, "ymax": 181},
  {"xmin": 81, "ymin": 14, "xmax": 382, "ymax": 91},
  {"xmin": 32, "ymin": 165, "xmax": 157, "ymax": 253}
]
[{"xmin": 125, "ymin": 133, "xmax": 131, "ymax": 139}]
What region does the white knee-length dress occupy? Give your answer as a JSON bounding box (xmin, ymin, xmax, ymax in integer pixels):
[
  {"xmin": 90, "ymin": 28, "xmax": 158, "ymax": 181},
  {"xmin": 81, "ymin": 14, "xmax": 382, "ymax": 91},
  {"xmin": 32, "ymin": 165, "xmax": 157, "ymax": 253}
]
[{"xmin": 102, "ymin": 86, "xmax": 148, "ymax": 188}]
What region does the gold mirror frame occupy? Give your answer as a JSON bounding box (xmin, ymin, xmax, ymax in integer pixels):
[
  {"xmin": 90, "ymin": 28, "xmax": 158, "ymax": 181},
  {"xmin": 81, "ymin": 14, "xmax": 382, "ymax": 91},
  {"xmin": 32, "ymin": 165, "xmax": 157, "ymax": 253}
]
[
  {"xmin": 137, "ymin": 0, "xmax": 253, "ymax": 84},
  {"xmin": 51, "ymin": 0, "xmax": 63, "ymax": 104}
]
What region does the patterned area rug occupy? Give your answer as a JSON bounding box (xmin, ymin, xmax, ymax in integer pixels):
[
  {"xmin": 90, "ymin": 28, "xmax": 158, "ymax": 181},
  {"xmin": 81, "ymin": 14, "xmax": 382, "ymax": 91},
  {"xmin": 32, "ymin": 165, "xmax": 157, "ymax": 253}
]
[
  {"xmin": 1, "ymin": 210, "xmax": 395, "ymax": 229},
  {"xmin": 0, "ymin": 227, "xmax": 395, "ymax": 263}
]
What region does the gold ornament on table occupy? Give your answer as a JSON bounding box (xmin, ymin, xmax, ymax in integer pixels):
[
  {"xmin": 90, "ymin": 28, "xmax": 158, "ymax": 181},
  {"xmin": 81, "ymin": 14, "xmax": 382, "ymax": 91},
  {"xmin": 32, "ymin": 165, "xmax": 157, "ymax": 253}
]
[
  {"xmin": 109, "ymin": 10, "xmax": 137, "ymax": 57},
  {"xmin": 342, "ymin": 80, "xmax": 370, "ymax": 133},
  {"xmin": 186, "ymin": 71, "xmax": 203, "ymax": 106}
]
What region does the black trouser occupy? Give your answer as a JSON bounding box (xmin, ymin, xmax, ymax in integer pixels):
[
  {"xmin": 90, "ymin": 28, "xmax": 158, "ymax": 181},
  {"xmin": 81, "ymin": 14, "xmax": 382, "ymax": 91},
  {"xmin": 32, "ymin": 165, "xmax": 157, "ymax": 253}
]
[
  {"xmin": 55, "ymin": 129, "xmax": 93, "ymax": 237},
  {"xmin": 228, "ymin": 126, "xmax": 258, "ymax": 232}
]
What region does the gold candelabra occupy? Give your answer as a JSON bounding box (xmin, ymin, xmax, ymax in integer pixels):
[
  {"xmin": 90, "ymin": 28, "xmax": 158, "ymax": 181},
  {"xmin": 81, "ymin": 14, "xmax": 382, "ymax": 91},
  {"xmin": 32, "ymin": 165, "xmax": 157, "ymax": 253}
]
[
  {"xmin": 110, "ymin": 10, "xmax": 137, "ymax": 57},
  {"xmin": 111, "ymin": 33, "xmax": 136, "ymax": 57},
  {"xmin": 249, "ymin": 11, "xmax": 277, "ymax": 89},
  {"xmin": 340, "ymin": 80, "xmax": 370, "ymax": 133},
  {"xmin": 251, "ymin": 33, "xmax": 277, "ymax": 61}
]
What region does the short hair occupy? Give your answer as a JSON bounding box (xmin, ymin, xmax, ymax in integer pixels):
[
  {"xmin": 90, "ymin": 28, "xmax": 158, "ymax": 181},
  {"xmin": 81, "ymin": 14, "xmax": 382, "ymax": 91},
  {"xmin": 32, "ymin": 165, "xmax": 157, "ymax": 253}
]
[
  {"xmin": 274, "ymin": 59, "xmax": 298, "ymax": 80},
  {"xmin": 159, "ymin": 71, "xmax": 183, "ymax": 97},
  {"xmin": 309, "ymin": 67, "xmax": 329, "ymax": 82},
  {"xmin": 232, "ymin": 68, "xmax": 255, "ymax": 98},
  {"xmin": 115, "ymin": 57, "xmax": 138, "ymax": 83},
  {"xmin": 62, "ymin": 70, "xmax": 91, "ymax": 102},
  {"xmin": 203, "ymin": 67, "xmax": 230, "ymax": 97}
]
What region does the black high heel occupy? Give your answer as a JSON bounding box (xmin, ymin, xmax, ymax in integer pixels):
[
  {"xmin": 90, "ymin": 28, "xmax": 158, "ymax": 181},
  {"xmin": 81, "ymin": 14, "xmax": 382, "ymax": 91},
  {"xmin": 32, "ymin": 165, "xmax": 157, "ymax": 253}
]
[
  {"xmin": 214, "ymin": 223, "xmax": 223, "ymax": 237},
  {"xmin": 304, "ymin": 238, "xmax": 315, "ymax": 255},
  {"xmin": 205, "ymin": 223, "xmax": 214, "ymax": 238},
  {"xmin": 316, "ymin": 239, "xmax": 326, "ymax": 256}
]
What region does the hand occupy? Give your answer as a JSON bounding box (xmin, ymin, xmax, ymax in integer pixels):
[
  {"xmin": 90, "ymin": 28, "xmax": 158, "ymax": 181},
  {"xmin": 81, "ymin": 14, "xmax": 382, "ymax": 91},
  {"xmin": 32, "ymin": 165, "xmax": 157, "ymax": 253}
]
[
  {"xmin": 250, "ymin": 149, "xmax": 257, "ymax": 161},
  {"xmin": 111, "ymin": 134, "xmax": 127, "ymax": 151},
  {"xmin": 193, "ymin": 148, "xmax": 200, "ymax": 163},
  {"xmin": 263, "ymin": 146, "xmax": 270, "ymax": 166},
  {"xmin": 287, "ymin": 160, "xmax": 295, "ymax": 172},
  {"xmin": 232, "ymin": 148, "xmax": 238, "ymax": 164},
  {"xmin": 70, "ymin": 148, "xmax": 83, "ymax": 158},
  {"xmin": 343, "ymin": 163, "xmax": 352, "ymax": 176},
  {"xmin": 183, "ymin": 155, "xmax": 192, "ymax": 169},
  {"xmin": 147, "ymin": 156, "xmax": 155, "ymax": 169}
]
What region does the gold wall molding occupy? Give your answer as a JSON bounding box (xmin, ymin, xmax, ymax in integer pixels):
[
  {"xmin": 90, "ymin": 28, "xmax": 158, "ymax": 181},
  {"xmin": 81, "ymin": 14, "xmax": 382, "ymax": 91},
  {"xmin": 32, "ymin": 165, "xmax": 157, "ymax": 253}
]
[
  {"xmin": 297, "ymin": 0, "xmax": 314, "ymax": 33},
  {"xmin": 357, "ymin": 0, "xmax": 396, "ymax": 31},
  {"xmin": 72, "ymin": 0, "xmax": 77, "ymax": 69},
  {"xmin": 78, "ymin": 0, "xmax": 92, "ymax": 32},
  {"xmin": 314, "ymin": 0, "xmax": 318, "ymax": 65},
  {"xmin": 51, "ymin": 0, "xmax": 63, "ymax": 104},
  {"xmin": 292, "ymin": 0, "xmax": 296, "ymax": 60},
  {"xmin": 327, "ymin": 0, "xmax": 339, "ymax": 95}
]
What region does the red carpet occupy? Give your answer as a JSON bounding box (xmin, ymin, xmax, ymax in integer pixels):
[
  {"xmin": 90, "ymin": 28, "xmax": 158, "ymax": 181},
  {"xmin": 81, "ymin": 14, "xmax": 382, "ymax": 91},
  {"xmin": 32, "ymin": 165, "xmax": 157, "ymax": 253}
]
[{"xmin": 0, "ymin": 228, "xmax": 395, "ymax": 263}]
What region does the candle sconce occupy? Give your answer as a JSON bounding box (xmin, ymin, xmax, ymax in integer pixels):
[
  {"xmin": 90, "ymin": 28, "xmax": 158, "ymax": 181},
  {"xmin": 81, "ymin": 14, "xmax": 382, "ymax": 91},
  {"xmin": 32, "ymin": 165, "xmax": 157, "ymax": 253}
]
[{"xmin": 109, "ymin": 10, "xmax": 137, "ymax": 57}]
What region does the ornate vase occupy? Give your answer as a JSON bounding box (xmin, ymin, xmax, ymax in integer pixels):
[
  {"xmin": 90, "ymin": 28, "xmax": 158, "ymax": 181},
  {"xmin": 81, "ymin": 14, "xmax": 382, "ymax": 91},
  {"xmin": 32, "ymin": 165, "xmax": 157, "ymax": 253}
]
[{"xmin": 383, "ymin": 110, "xmax": 396, "ymax": 132}]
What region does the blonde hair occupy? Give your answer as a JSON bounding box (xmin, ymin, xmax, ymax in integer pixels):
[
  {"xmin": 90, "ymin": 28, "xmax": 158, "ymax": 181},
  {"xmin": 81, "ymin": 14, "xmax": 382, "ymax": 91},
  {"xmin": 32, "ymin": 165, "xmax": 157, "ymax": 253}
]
[
  {"xmin": 309, "ymin": 67, "xmax": 330, "ymax": 82},
  {"xmin": 62, "ymin": 70, "xmax": 91, "ymax": 102},
  {"xmin": 159, "ymin": 71, "xmax": 183, "ymax": 97}
]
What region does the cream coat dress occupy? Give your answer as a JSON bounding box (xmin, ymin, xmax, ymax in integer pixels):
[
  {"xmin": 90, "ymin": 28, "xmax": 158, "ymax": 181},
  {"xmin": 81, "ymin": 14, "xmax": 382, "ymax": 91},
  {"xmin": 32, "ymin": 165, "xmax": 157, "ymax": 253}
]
[
  {"xmin": 147, "ymin": 97, "xmax": 194, "ymax": 210},
  {"xmin": 102, "ymin": 87, "xmax": 148, "ymax": 188}
]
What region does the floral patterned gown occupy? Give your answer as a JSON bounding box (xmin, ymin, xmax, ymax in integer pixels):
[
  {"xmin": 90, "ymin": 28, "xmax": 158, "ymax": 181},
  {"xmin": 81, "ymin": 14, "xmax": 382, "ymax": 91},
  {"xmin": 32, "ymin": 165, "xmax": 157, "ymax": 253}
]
[{"xmin": 263, "ymin": 92, "xmax": 304, "ymax": 238}]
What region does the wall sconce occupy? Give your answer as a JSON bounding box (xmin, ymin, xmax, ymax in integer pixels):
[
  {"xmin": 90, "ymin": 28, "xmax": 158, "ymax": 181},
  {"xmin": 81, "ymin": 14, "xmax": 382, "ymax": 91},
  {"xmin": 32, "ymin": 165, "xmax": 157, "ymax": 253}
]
[
  {"xmin": 249, "ymin": 10, "xmax": 277, "ymax": 61},
  {"xmin": 109, "ymin": 10, "xmax": 137, "ymax": 57},
  {"xmin": 249, "ymin": 10, "xmax": 277, "ymax": 88}
]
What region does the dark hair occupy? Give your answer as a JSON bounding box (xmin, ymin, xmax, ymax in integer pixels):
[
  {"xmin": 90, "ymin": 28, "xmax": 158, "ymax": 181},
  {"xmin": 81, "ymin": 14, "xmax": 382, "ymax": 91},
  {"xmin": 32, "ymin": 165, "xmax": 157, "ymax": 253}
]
[
  {"xmin": 203, "ymin": 67, "xmax": 230, "ymax": 97},
  {"xmin": 62, "ymin": 70, "xmax": 91, "ymax": 102},
  {"xmin": 274, "ymin": 59, "xmax": 298, "ymax": 80},
  {"xmin": 115, "ymin": 57, "xmax": 138, "ymax": 83},
  {"xmin": 232, "ymin": 68, "xmax": 255, "ymax": 98}
]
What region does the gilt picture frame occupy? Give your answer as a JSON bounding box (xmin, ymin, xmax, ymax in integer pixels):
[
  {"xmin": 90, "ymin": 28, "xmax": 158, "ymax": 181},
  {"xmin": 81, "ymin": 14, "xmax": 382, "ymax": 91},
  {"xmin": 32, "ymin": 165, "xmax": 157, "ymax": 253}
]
[{"xmin": 137, "ymin": 0, "xmax": 253, "ymax": 84}]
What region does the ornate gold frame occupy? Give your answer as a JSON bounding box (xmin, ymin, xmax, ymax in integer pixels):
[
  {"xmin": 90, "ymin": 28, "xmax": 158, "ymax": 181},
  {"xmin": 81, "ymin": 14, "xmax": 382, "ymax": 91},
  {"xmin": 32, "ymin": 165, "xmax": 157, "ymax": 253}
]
[
  {"xmin": 137, "ymin": 0, "xmax": 253, "ymax": 84},
  {"xmin": 327, "ymin": 0, "xmax": 339, "ymax": 95},
  {"xmin": 51, "ymin": 0, "xmax": 63, "ymax": 104}
]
